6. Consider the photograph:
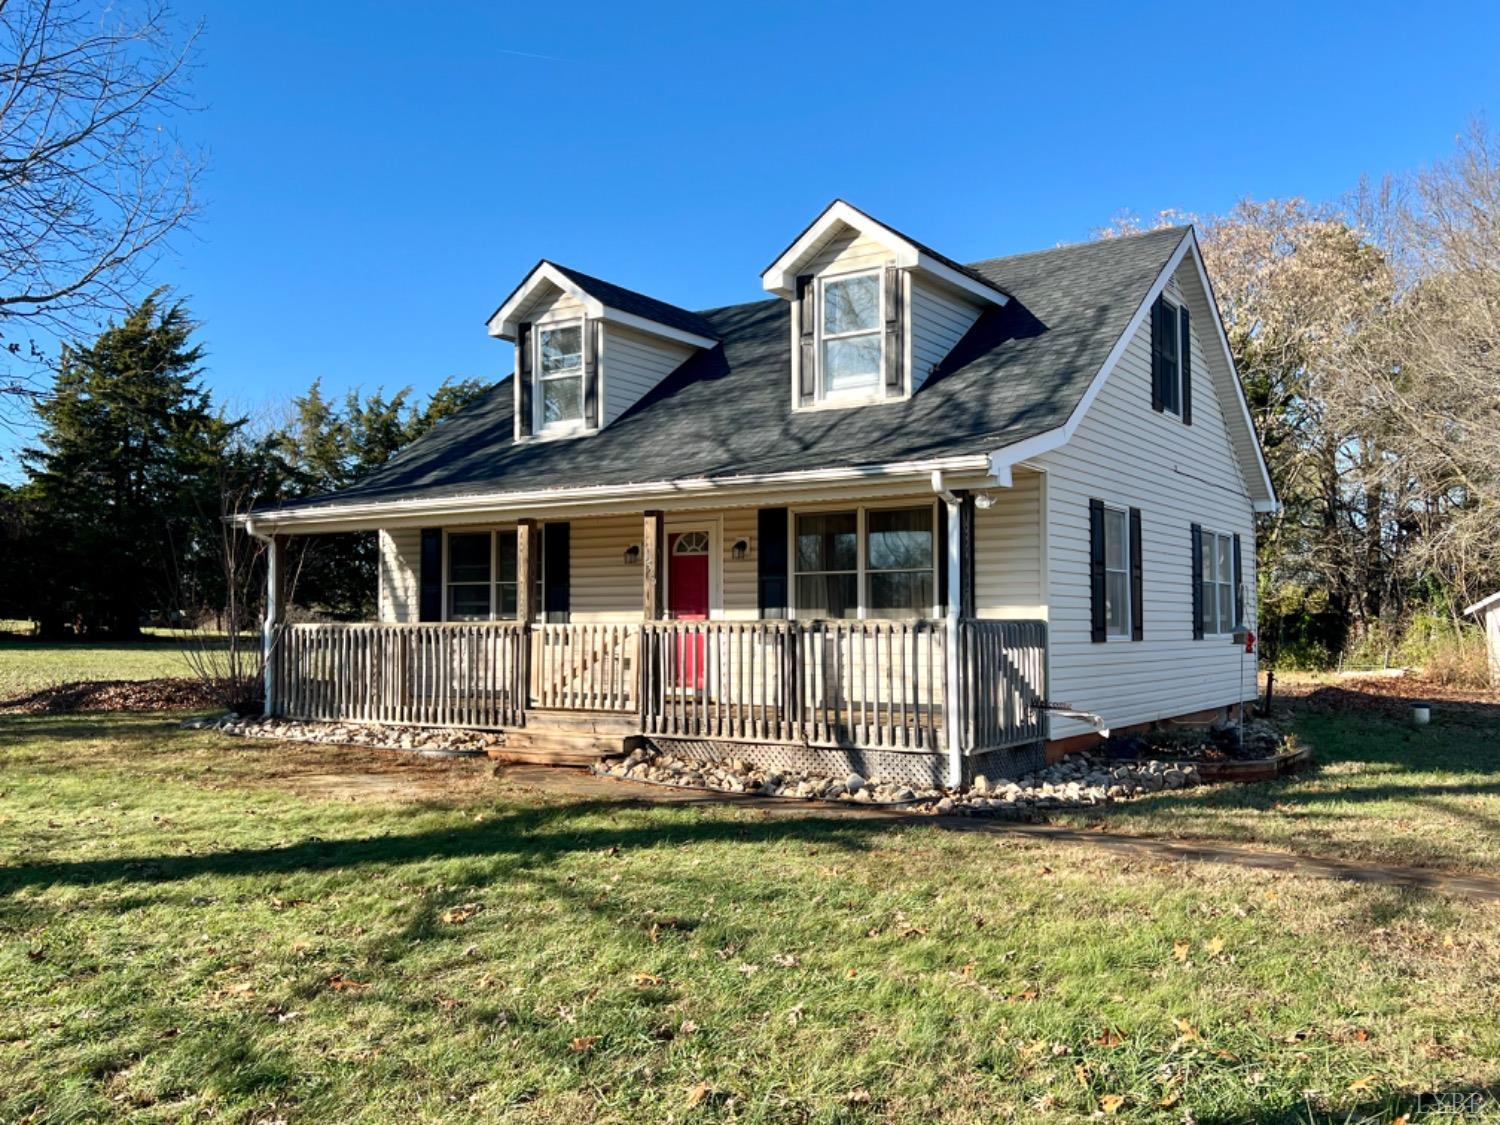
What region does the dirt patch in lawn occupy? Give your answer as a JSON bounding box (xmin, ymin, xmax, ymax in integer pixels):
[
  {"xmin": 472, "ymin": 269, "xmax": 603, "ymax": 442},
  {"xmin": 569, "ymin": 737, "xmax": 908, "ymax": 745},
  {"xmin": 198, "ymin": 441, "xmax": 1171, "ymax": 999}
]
[
  {"xmin": 1289, "ymin": 672, "xmax": 1500, "ymax": 722},
  {"xmin": 205, "ymin": 736, "xmax": 502, "ymax": 804},
  {"xmin": 1, "ymin": 677, "xmax": 216, "ymax": 714}
]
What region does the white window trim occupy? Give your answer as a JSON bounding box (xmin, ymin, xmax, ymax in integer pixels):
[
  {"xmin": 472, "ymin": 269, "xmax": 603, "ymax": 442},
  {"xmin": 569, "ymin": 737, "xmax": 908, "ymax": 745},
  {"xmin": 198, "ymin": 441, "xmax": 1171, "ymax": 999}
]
[
  {"xmin": 787, "ymin": 501, "xmax": 939, "ymax": 621},
  {"xmin": 1161, "ymin": 299, "xmax": 1185, "ymax": 418},
  {"xmin": 535, "ymin": 319, "xmax": 588, "ymax": 436},
  {"xmin": 442, "ymin": 527, "xmax": 522, "ymax": 623},
  {"xmin": 1200, "ymin": 528, "xmax": 1235, "ymax": 636},
  {"xmin": 812, "ymin": 267, "xmax": 885, "ymax": 408},
  {"xmin": 1102, "ymin": 504, "xmax": 1131, "ymax": 641}
]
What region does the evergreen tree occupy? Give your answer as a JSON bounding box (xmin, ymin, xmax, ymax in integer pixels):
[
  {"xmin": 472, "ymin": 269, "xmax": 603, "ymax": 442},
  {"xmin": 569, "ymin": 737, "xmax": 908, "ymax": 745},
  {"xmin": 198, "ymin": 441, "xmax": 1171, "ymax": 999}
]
[
  {"xmin": 22, "ymin": 292, "xmax": 237, "ymax": 637},
  {"xmin": 267, "ymin": 377, "xmax": 488, "ymax": 617}
]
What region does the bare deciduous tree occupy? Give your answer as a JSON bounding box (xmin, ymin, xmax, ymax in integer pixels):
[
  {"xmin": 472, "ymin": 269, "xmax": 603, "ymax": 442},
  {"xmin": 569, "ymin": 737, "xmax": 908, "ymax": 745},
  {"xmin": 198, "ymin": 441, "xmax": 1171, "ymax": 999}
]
[{"xmin": 0, "ymin": 0, "xmax": 200, "ymax": 409}]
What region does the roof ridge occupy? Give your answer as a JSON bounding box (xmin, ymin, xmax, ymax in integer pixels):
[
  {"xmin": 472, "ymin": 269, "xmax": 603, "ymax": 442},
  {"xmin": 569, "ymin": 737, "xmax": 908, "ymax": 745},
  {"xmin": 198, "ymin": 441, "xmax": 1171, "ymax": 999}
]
[{"xmin": 965, "ymin": 224, "xmax": 1191, "ymax": 271}]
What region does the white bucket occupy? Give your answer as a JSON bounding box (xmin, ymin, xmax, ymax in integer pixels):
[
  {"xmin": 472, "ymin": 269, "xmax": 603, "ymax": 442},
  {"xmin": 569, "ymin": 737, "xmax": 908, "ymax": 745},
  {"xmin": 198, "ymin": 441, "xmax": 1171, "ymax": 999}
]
[{"xmin": 1411, "ymin": 703, "xmax": 1431, "ymax": 726}]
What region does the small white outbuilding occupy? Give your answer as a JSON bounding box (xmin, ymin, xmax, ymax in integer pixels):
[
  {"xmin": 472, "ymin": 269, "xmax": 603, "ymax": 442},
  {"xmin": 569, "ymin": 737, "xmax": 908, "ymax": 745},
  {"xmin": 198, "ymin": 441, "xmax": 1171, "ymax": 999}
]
[{"xmin": 1464, "ymin": 591, "xmax": 1500, "ymax": 685}]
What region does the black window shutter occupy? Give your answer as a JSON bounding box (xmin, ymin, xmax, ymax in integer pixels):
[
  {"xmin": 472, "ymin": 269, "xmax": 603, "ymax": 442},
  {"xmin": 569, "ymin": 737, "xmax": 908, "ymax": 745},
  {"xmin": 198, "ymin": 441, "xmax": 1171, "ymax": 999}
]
[
  {"xmin": 1180, "ymin": 304, "xmax": 1193, "ymax": 425},
  {"xmin": 543, "ymin": 522, "xmax": 570, "ymax": 623},
  {"xmin": 1089, "ymin": 499, "xmax": 1106, "ymax": 643},
  {"xmin": 419, "ymin": 528, "xmax": 442, "ymax": 622},
  {"xmin": 516, "ymin": 322, "xmax": 533, "ymax": 438},
  {"xmin": 1190, "ymin": 522, "xmax": 1204, "ymax": 640},
  {"xmin": 936, "ymin": 501, "xmax": 949, "ymax": 614},
  {"xmin": 883, "ymin": 264, "xmax": 903, "ymax": 396},
  {"xmin": 1129, "ymin": 507, "xmax": 1144, "ymax": 642},
  {"xmin": 756, "ymin": 508, "xmax": 789, "ymax": 619},
  {"xmin": 796, "ymin": 274, "xmax": 816, "ymax": 403},
  {"xmin": 583, "ymin": 318, "xmax": 599, "ymax": 428},
  {"xmin": 1149, "ymin": 296, "xmax": 1165, "ymax": 413},
  {"xmin": 1232, "ymin": 533, "xmax": 1244, "ymax": 625}
]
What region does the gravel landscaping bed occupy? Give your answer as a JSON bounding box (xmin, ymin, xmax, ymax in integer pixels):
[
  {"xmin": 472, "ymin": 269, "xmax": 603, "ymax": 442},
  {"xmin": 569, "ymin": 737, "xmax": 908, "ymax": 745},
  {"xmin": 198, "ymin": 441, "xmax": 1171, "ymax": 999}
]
[
  {"xmin": 183, "ymin": 714, "xmax": 497, "ymax": 757},
  {"xmin": 594, "ymin": 745, "xmax": 1204, "ymax": 814}
]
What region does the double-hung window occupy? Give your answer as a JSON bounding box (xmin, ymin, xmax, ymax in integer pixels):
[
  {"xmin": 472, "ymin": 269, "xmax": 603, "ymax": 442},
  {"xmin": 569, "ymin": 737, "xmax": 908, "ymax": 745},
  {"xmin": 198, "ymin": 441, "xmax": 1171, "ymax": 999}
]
[
  {"xmin": 1103, "ymin": 506, "xmax": 1131, "ymax": 638},
  {"xmin": 793, "ymin": 505, "xmax": 935, "ymax": 619},
  {"xmin": 1199, "ymin": 529, "xmax": 1234, "ymax": 635},
  {"xmin": 537, "ymin": 323, "xmax": 584, "ymax": 429},
  {"xmin": 819, "ymin": 271, "xmax": 882, "ymax": 399},
  {"xmin": 445, "ymin": 530, "xmax": 520, "ymax": 620}
]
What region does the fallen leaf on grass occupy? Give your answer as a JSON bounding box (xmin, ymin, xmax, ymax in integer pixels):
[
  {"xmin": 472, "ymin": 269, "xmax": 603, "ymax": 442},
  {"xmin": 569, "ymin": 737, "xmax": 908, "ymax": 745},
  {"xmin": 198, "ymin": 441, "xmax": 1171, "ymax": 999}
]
[
  {"xmin": 1073, "ymin": 1063, "xmax": 1091, "ymax": 1087},
  {"xmin": 1173, "ymin": 1018, "xmax": 1200, "ymax": 1041},
  {"xmin": 326, "ymin": 974, "xmax": 368, "ymax": 992},
  {"xmin": 569, "ymin": 1035, "xmax": 600, "ymax": 1052},
  {"xmin": 1096, "ymin": 1027, "xmax": 1123, "ymax": 1047},
  {"xmin": 1204, "ymin": 936, "xmax": 1225, "ymax": 957},
  {"xmin": 842, "ymin": 1088, "xmax": 871, "ymax": 1105},
  {"xmin": 1007, "ymin": 989, "xmax": 1039, "ymax": 1003},
  {"xmin": 1158, "ymin": 1091, "xmax": 1180, "ymax": 1108},
  {"xmin": 786, "ymin": 1005, "xmax": 804, "ymax": 1027},
  {"xmin": 1348, "ymin": 1074, "xmax": 1379, "ymax": 1093},
  {"xmin": 1172, "ymin": 940, "xmax": 1191, "ymax": 963},
  {"xmin": 1352, "ymin": 1027, "xmax": 1371, "ymax": 1042},
  {"xmin": 1100, "ymin": 1093, "xmax": 1126, "ymax": 1114},
  {"xmin": 631, "ymin": 972, "xmax": 665, "ymax": 987},
  {"xmin": 442, "ymin": 903, "xmax": 481, "ymax": 925},
  {"xmin": 686, "ymin": 1082, "xmax": 712, "ymax": 1106},
  {"xmin": 772, "ymin": 953, "xmax": 799, "ymax": 968}
]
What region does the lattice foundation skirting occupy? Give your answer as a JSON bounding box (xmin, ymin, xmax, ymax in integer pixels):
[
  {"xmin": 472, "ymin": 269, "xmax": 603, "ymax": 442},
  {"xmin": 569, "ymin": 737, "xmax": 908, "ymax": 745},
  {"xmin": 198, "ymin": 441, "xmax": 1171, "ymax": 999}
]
[{"xmin": 642, "ymin": 738, "xmax": 1046, "ymax": 790}]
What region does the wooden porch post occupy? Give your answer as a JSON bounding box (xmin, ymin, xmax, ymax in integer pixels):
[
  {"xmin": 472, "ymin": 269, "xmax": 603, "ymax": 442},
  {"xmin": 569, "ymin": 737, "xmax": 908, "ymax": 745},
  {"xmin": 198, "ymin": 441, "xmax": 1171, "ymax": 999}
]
[
  {"xmin": 516, "ymin": 518, "xmax": 537, "ymax": 625},
  {"xmin": 642, "ymin": 510, "xmax": 664, "ymax": 620},
  {"xmin": 262, "ymin": 533, "xmax": 288, "ymax": 718}
]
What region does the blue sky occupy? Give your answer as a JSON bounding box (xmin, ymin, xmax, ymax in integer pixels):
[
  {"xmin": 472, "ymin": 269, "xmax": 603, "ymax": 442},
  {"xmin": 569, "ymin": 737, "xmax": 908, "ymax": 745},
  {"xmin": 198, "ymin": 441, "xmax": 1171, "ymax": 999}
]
[{"xmin": 29, "ymin": 0, "xmax": 1500, "ymax": 454}]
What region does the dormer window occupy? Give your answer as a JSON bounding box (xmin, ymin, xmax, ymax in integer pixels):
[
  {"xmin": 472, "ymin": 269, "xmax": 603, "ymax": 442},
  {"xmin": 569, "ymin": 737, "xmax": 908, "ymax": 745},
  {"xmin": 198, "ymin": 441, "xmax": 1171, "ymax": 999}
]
[
  {"xmin": 538, "ymin": 322, "xmax": 584, "ymax": 429},
  {"xmin": 820, "ymin": 271, "xmax": 883, "ymax": 399}
]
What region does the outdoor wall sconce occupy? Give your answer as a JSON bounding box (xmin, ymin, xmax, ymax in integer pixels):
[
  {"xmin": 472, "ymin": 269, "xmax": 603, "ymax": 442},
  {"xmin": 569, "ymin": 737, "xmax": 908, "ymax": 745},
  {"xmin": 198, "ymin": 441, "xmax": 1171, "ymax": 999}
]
[
  {"xmin": 731, "ymin": 537, "xmax": 751, "ymax": 560},
  {"xmin": 623, "ymin": 544, "xmax": 641, "ymax": 565}
]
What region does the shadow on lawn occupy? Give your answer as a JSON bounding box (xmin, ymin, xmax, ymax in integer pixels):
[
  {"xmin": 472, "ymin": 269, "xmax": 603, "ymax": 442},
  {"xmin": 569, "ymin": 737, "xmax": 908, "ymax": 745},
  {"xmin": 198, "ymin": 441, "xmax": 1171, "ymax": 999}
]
[
  {"xmin": 0, "ymin": 798, "xmax": 891, "ymax": 897},
  {"xmin": 1193, "ymin": 1085, "xmax": 1500, "ymax": 1125}
]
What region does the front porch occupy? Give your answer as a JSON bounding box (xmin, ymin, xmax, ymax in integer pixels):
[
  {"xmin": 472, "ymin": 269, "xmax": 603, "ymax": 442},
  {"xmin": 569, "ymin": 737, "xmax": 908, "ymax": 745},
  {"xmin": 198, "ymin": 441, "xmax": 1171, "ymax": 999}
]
[
  {"xmin": 268, "ymin": 616, "xmax": 1048, "ymax": 784},
  {"xmin": 251, "ymin": 476, "xmax": 1052, "ymax": 785}
]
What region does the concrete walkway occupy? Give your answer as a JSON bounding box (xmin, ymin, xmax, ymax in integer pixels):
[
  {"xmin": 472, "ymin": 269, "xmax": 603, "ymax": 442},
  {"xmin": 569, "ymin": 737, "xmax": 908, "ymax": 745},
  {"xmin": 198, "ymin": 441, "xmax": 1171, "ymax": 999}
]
[{"xmin": 501, "ymin": 764, "xmax": 1500, "ymax": 904}]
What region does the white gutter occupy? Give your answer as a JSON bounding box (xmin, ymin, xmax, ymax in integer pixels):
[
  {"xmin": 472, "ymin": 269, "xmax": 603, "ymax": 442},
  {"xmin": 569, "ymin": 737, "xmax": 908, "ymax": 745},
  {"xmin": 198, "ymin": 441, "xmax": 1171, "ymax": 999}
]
[
  {"xmin": 241, "ymin": 453, "xmax": 994, "ymax": 533},
  {"xmin": 931, "ymin": 470, "xmax": 965, "ymax": 790}
]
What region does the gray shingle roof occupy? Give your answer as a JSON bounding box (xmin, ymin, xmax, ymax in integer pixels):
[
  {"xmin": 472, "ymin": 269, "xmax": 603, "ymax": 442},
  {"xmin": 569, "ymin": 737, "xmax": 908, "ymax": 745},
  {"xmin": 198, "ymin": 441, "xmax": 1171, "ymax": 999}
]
[{"xmin": 276, "ymin": 226, "xmax": 1188, "ymax": 512}]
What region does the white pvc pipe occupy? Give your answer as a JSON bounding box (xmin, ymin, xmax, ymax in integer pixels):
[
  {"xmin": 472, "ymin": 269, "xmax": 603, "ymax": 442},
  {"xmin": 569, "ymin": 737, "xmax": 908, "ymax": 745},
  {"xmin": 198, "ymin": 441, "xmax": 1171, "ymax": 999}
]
[{"xmin": 932, "ymin": 472, "xmax": 964, "ymax": 789}]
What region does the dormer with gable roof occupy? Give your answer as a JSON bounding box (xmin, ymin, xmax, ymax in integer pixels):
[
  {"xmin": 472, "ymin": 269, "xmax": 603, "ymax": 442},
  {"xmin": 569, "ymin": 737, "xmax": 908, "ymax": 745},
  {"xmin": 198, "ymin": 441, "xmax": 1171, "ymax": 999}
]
[
  {"xmin": 487, "ymin": 262, "xmax": 717, "ymax": 442},
  {"xmin": 760, "ymin": 200, "xmax": 1010, "ymax": 409}
]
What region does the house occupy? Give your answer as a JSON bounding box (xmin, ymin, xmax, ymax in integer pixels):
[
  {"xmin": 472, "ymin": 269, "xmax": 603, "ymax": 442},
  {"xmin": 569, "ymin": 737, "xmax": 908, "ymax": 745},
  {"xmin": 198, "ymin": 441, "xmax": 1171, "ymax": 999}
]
[
  {"xmin": 241, "ymin": 200, "xmax": 1278, "ymax": 788},
  {"xmin": 1464, "ymin": 592, "xmax": 1500, "ymax": 684}
]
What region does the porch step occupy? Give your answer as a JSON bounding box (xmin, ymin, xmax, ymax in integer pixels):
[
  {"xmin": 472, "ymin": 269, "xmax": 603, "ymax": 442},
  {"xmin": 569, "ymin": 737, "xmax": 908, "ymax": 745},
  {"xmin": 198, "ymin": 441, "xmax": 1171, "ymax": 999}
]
[
  {"xmin": 522, "ymin": 709, "xmax": 641, "ymax": 736},
  {"xmin": 487, "ymin": 725, "xmax": 636, "ymax": 767}
]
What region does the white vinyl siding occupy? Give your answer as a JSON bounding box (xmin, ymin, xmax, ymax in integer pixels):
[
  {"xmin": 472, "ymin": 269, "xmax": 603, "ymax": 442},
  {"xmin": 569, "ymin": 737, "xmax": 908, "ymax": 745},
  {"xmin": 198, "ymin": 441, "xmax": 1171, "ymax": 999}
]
[
  {"xmin": 569, "ymin": 514, "xmax": 643, "ymax": 622},
  {"xmin": 602, "ymin": 324, "xmax": 694, "ymax": 426},
  {"xmin": 1037, "ymin": 262, "xmax": 1257, "ymax": 738},
  {"xmin": 908, "ymin": 274, "xmax": 985, "ymax": 392},
  {"xmin": 377, "ymin": 528, "xmax": 421, "ymax": 623},
  {"xmin": 973, "ymin": 469, "xmax": 1045, "ymax": 619},
  {"xmin": 722, "ymin": 507, "xmax": 760, "ymax": 619},
  {"xmin": 802, "ymin": 228, "xmax": 894, "ymax": 276}
]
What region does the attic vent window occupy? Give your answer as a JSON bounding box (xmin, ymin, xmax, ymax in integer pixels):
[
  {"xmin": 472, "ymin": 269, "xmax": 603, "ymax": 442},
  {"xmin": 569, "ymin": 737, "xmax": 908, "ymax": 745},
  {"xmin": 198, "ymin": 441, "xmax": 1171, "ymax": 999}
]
[
  {"xmin": 821, "ymin": 271, "xmax": 882, "ymax": 398},
  {"xmin": 539, "ymin": 323, "xmax": 584, "ymax": 428}
]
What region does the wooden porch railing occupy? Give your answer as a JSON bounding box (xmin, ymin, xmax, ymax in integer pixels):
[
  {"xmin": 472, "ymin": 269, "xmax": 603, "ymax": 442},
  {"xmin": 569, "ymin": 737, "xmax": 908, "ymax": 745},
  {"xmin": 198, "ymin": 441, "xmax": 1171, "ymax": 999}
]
[
  {"xmin": 273, "ymin": 618, "xmax": 1047, "ymax": 753},
  {"xmin": 278, "ymin": 622, "xmax": 528, "ymax": 728}
]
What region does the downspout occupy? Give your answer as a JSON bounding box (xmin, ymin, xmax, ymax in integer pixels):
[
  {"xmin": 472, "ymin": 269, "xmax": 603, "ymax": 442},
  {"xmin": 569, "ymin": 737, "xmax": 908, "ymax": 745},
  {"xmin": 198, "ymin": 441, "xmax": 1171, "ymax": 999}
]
[
  {"xmin": 931, "ymin": 471, "xmax": 964, "ymax": 789},
  {"xmin": 243, "ymin": 518, "xmax": 281, "ymax": 719}
]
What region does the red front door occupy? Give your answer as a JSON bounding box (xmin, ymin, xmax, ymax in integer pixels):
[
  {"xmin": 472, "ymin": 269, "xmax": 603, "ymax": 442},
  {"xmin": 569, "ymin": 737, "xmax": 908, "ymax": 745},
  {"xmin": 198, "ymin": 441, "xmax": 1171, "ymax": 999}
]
[{"xmin": 667, "ymin": 531, "xmax": 710, "ymax": 688}]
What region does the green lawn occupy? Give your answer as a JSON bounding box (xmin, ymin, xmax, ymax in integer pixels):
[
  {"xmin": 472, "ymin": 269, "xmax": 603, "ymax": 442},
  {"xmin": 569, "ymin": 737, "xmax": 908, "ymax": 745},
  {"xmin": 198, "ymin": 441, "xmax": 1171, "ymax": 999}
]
[
  {"xmin": 2, "ymin": 712, "xmax": 1498, "ymax": 1122},
  {"xmin": 0, "ymin": 635, "xmax": 212, "ymax": 699},
  {"xmin": 1056, "ymin": 694, "xmax": 1500, "ymax": 875}
]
